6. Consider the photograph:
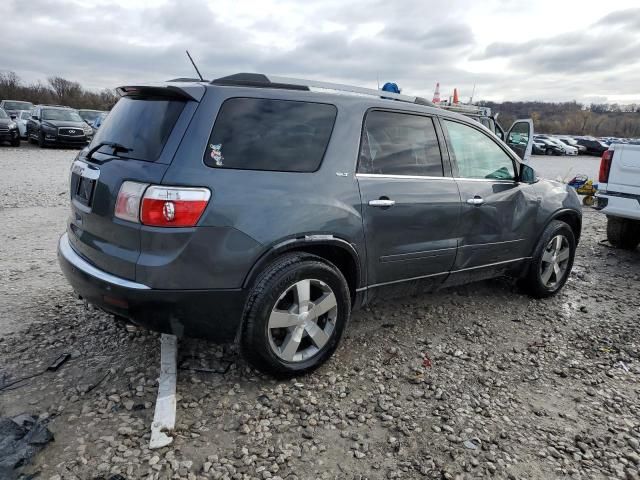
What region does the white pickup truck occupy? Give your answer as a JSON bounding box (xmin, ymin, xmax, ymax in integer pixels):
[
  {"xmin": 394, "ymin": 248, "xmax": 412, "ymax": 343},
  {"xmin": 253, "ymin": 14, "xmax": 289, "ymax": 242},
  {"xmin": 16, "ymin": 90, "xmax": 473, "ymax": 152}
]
[{"xmin": 596, "ymin": 144, "xmax": 640, "ymax": 249}]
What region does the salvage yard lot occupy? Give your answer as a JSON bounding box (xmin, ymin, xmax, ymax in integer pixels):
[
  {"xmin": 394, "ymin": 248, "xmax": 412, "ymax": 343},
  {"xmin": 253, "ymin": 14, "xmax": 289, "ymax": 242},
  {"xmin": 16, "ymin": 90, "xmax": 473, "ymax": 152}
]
[{"xmin": 1, "ymin": 144, "xmax": 639, "ymax": 480}]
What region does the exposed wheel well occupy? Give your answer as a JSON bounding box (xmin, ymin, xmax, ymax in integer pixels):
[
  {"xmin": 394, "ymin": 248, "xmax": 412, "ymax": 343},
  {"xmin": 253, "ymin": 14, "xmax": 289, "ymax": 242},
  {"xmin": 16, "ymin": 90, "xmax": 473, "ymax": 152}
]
[
  {"xmin": 245, "ymin": 244, "xmax": 360, "ymax": 305},
  {"xmin": 285, "ymin": 245, "xmax": 359, "ymax": 304},
  {"xmin": 553, "ymin": 211, "xmax": 582, "ymax": 243}
]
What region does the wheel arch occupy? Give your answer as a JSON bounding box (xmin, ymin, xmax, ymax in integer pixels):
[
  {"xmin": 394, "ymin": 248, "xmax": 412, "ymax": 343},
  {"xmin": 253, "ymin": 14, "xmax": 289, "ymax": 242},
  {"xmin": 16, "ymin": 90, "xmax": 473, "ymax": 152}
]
[
  {"xmin": 242, "ymin": 236, "xmax": 363, "ymax": 304},
  {"xmin": 543, "ymin": 208, "xmax": 582, "ymax": 245}
]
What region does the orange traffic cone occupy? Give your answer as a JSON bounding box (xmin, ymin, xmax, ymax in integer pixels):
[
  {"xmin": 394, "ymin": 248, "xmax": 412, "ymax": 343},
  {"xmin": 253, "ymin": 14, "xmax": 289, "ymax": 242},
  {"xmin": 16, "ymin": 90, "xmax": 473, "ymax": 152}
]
[
  {"xmin": 432, "ymin": 82, "xmax": 441, "ymax": 103},
  {"xmin": 453, "ymin": 88, "xmax": 459, "ymax": 104}
]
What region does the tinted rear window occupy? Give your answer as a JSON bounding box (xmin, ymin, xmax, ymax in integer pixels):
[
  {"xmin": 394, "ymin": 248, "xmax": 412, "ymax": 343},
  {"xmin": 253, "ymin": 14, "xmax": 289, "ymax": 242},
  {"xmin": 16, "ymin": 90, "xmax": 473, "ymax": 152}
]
[
  {"xmin": 90, "ymin": 96, "xmax": 185, "ymax": 162},
  {"xmin": 358, "ymin": 110, "xmax": 443, "ymax": 176},
  {"xmin": 204, "ymin": 98, "xmax": 337, "ymax": 172}
]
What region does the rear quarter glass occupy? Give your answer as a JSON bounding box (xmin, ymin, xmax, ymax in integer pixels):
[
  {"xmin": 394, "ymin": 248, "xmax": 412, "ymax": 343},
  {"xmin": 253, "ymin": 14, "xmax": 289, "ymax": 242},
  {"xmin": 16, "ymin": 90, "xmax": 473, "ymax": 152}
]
[
  {"xmin": 203, "ymin": 97, "xmax": 337, "ymax": 173},
  {"xmin": 90, "ymin": 96, "xmax": 185, "ymax": 162}
]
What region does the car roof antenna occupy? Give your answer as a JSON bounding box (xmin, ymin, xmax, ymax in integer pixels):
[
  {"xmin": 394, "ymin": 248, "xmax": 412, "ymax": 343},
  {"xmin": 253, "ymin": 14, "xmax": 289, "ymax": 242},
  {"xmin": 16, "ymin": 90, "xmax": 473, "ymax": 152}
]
[{"xmin": 185, "ymin": 50, "xmax": 204, "ymax": 81}]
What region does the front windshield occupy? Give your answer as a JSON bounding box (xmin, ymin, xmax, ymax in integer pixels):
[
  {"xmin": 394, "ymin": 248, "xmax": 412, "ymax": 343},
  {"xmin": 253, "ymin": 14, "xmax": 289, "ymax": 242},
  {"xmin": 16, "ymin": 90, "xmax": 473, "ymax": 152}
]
[
  {"xmin": 0, "ymin": 109, "xmax": 8, "ymax": 119},
  {"xmin": 4, "ymin": 101, "xmax": 32, "ymax": 111},
  {"xmin": 42, "ymin": 109, "xmax": 83, "ymax": 122}
]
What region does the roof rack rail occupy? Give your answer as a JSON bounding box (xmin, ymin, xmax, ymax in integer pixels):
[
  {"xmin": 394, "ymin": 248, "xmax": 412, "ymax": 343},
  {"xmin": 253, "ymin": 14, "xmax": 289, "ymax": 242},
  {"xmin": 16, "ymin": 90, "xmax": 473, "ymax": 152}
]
[
  {"xmin": 211, "ymin": 73, "xmax": 434, "ymax": 107},
  {"xmin": 438, "ymin": 103, "xmax": 492, "ymax": 117},
  {"xmin": 212, "ymin": 73, "xmax": 309, "ymax": 91},
  {"xmin": 167, "ymin": 77, "xmax": 209, "ymax": 83}
]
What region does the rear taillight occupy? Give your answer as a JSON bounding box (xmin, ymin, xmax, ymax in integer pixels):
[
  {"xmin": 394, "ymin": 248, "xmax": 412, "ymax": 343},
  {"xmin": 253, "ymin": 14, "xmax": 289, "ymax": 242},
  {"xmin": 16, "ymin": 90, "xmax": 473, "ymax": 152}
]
[
  {"xmin": 599, "ymin": 150, "xmax": 613, "ymax": 183},
  {"xmin": 115, "ymin": 181, "xmax": 148, "ymax": 223},
  {"xmin": 140, "ymin": 186, "xmax": 211, "ymax": 227}
]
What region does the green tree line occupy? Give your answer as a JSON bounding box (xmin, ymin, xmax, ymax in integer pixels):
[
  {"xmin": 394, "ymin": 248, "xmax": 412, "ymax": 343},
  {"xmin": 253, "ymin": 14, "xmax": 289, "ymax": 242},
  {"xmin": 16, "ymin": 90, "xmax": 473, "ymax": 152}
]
[
  {"xmin": 0, "ymin": 72, "xmax": 117, "ymax": 111},
  {"xmin": 478, "ymin": 100, "xmax": 640, "ymax": 138}
]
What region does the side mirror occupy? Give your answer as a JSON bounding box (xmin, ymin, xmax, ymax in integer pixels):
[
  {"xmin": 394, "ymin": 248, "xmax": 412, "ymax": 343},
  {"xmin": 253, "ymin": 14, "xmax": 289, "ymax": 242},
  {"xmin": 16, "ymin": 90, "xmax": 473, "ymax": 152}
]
[
  {"xmin": 520, "ymin": 164, "xmax": 537, "ymax": 184},
  {"xmin": 10, "ymin": 114, "xmax": 17, "ymax": 120},
  {"xmin": 31, "ymin": 115, "xmax": 39, "ymax": 120}
]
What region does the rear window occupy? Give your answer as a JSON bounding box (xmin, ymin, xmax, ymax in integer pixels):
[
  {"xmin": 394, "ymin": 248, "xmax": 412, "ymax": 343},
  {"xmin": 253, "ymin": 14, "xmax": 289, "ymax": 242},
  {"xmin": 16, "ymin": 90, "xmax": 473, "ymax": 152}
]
[
  {"xmin": 204, "ymin": 98, "xmax": 337, "ymax": 172},
  {"xmin": 90, "ymin": 96, "xmax": 185, "ymax": 162}
]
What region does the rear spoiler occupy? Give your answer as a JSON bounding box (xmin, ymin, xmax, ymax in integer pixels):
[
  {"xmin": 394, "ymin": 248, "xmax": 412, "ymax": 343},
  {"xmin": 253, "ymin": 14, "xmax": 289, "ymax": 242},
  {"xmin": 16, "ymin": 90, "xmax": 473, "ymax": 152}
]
[{"xmin": 116, "ymin": 83, "xmax": 205, "ymax": 102}]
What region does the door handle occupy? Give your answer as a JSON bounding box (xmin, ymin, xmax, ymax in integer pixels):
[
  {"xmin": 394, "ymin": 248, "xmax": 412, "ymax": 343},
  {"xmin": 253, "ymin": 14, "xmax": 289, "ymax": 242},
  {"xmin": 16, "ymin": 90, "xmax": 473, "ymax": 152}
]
[
  {"xmin": 466, "ymin": 196, "xmax": 484, "ymax": 205},
  {"xmin": 369, "ymin": 199, "xmax": 395, "ymax": 207}
]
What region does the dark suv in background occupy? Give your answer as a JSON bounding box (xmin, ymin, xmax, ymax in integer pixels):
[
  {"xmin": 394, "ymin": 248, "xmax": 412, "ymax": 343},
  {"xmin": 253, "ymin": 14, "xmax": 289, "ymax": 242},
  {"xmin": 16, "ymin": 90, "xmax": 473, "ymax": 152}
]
[
  {"xmin": 27, "ymin": 105, "xmax": 93, "ymax": 148},
  {"xmin": 58, "ymin": 74, "xmax": 582, "ymax": 376},
  {"xmin": 576, "ymin": 137, "xmax": 608, "ymax": 156}
]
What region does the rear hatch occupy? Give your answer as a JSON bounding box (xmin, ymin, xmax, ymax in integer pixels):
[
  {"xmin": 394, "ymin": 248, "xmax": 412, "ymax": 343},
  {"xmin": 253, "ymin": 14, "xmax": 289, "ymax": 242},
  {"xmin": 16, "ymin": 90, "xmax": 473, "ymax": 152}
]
[
  {"xmin": 67, "ymin": 83, "xmax": 205, "ymax": 280},
  {"xmin": 607, "ymin": 144, "xmax": 640, "ymax": 194}
]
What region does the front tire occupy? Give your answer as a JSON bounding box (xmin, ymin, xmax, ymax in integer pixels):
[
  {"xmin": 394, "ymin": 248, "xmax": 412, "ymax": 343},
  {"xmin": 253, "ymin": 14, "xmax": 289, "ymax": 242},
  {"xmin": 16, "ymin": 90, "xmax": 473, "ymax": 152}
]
[
  {"xmin": 38, "ymin": 132, "xmax": 46, "ymax": 148},
  {"xmin": 607, "ymin": 216, "xmax": 640, "ymax": 250},
  {"xmin": 241, "ymin": 253, "xmax": 351, "ymax": 377},
  {"xmin": 520, "ymin": 220, "xmax": 576, "ymax": 298},
  {"xmin": 11, "ymin": 137, "xmax": 20, "ymax": 147}
]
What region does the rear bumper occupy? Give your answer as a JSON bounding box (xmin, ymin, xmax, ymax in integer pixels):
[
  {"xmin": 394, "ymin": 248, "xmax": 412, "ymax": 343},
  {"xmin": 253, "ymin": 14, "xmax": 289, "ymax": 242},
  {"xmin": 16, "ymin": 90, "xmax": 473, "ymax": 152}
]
[
  {"xmin": 57, "ymin": 233, "xmax": 246, "ymax": 342},
  {"xmin": 595, "ymin": 192, "xmax": 640, "ymax": 221}
]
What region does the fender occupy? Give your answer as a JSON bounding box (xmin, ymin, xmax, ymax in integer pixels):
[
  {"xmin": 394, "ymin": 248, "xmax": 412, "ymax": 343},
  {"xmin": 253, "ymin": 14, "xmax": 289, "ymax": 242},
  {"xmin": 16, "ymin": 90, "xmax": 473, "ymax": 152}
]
[
  {"xmin": 242, "ymin": 235, "xmax": 364, "ymax": 290},
  {"xmin": 535, "ymin": 207, "xmax": 582, "ymax": 255}
]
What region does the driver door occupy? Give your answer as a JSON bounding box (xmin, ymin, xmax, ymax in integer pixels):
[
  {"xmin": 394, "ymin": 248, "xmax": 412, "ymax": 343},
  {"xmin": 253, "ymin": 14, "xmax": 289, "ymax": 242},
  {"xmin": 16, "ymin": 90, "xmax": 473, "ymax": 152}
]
[{"xmin": 505, "ymin": 119, "xmax": 534, "ymax": 162}]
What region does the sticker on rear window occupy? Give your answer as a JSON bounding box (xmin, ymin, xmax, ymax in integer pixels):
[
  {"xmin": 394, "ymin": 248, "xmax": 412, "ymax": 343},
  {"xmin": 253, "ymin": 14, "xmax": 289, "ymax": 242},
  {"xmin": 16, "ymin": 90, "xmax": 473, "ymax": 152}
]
[{"xmin": 209, "ymin": 143, "xmax": 224, "ymax": 166}]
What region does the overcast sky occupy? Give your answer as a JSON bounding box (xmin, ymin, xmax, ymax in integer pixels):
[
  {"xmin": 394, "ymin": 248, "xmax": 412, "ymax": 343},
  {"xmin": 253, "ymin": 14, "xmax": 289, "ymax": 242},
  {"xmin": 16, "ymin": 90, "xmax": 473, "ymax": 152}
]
[{"xmin": 3, "ymin": 0, "xmax": 640, "ymax": 103}]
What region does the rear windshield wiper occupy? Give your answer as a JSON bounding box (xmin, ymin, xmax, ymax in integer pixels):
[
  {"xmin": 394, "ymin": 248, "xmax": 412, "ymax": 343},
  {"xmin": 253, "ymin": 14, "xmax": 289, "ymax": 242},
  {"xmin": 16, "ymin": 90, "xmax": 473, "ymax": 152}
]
[{"xmin": 86, "ymin": 141, "xmax": 132, "ymax": 161}]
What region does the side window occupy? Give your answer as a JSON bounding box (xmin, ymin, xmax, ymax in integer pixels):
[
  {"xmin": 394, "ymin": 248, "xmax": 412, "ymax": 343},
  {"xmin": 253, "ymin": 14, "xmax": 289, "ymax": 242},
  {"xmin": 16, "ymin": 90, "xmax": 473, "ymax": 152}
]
[
  {"xmin": 507, "ymin": 121, "xmax": 530, "ymax": 146},
  {"xmin": 204, "ymin": 98, "xmax": 337, "ymax": 172},
  {"xmin": 443, "ymin": 120, "xmax": 516, "ymax": 180},
  {"xmin": 358, "ymin": 111, "xmax": 443, "ymax": 176}
]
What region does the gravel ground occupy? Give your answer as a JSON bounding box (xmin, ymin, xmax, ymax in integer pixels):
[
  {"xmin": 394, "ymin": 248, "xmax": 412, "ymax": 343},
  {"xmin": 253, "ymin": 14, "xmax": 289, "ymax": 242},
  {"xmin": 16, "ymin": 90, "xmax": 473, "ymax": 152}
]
[{"xmin": 1, "ymin": 144, "xmax": 639, "ymax": 480}]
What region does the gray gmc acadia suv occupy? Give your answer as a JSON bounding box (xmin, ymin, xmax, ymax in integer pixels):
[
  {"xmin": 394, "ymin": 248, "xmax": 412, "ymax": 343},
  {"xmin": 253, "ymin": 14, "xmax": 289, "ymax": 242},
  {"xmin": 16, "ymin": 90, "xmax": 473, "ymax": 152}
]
[{"xmin": 58, "ymin": 73, "xmax": 582, "ymax": 376}]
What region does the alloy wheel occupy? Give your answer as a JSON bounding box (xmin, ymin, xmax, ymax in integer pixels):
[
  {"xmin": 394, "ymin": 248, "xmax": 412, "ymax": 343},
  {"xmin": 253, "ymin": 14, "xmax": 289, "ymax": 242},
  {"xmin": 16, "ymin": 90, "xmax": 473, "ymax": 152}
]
[
  {"xmin": 539, "ymin": 234, "xmax": 570, "ymax": 288},
  {"xmin": 267, "ymin": 279, "xmax": 338, "ymax": 362}
]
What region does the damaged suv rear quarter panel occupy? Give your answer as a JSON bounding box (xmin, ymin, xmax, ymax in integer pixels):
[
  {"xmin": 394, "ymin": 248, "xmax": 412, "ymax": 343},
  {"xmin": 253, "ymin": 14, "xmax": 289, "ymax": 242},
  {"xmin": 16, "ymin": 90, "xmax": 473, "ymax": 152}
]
[{"xmin": 154, "ymin": 86, "xmax": 368, "ymax": 290}]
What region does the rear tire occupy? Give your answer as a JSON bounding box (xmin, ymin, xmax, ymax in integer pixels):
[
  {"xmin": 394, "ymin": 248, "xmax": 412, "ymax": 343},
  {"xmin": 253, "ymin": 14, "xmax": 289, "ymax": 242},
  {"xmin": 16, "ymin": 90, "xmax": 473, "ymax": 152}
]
[
  {"xmin": 520, "ymin": 220, "xmax": 576, "ymax": 298},
  {"xmin": 607, "ymin": 216, "xmax": 640, "ymax": 250},
  {"xmin": 241, "ymin": 253, "xmax": 351, "ymax": 377}
]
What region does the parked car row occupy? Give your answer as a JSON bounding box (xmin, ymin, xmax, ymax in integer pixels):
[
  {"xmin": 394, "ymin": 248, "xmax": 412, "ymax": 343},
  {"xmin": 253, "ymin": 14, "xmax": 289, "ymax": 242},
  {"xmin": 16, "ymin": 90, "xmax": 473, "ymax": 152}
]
[
  {"xmin": 533, "ymin": 134, "xmax": 607, "ymax": 156},
  {"xmin": 532, "ymin": 133, "xmax": 640, "ymax": 157},
  {"xmin": 0, "ymin": 99, "xmax": 108, "ymax": 148}
]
